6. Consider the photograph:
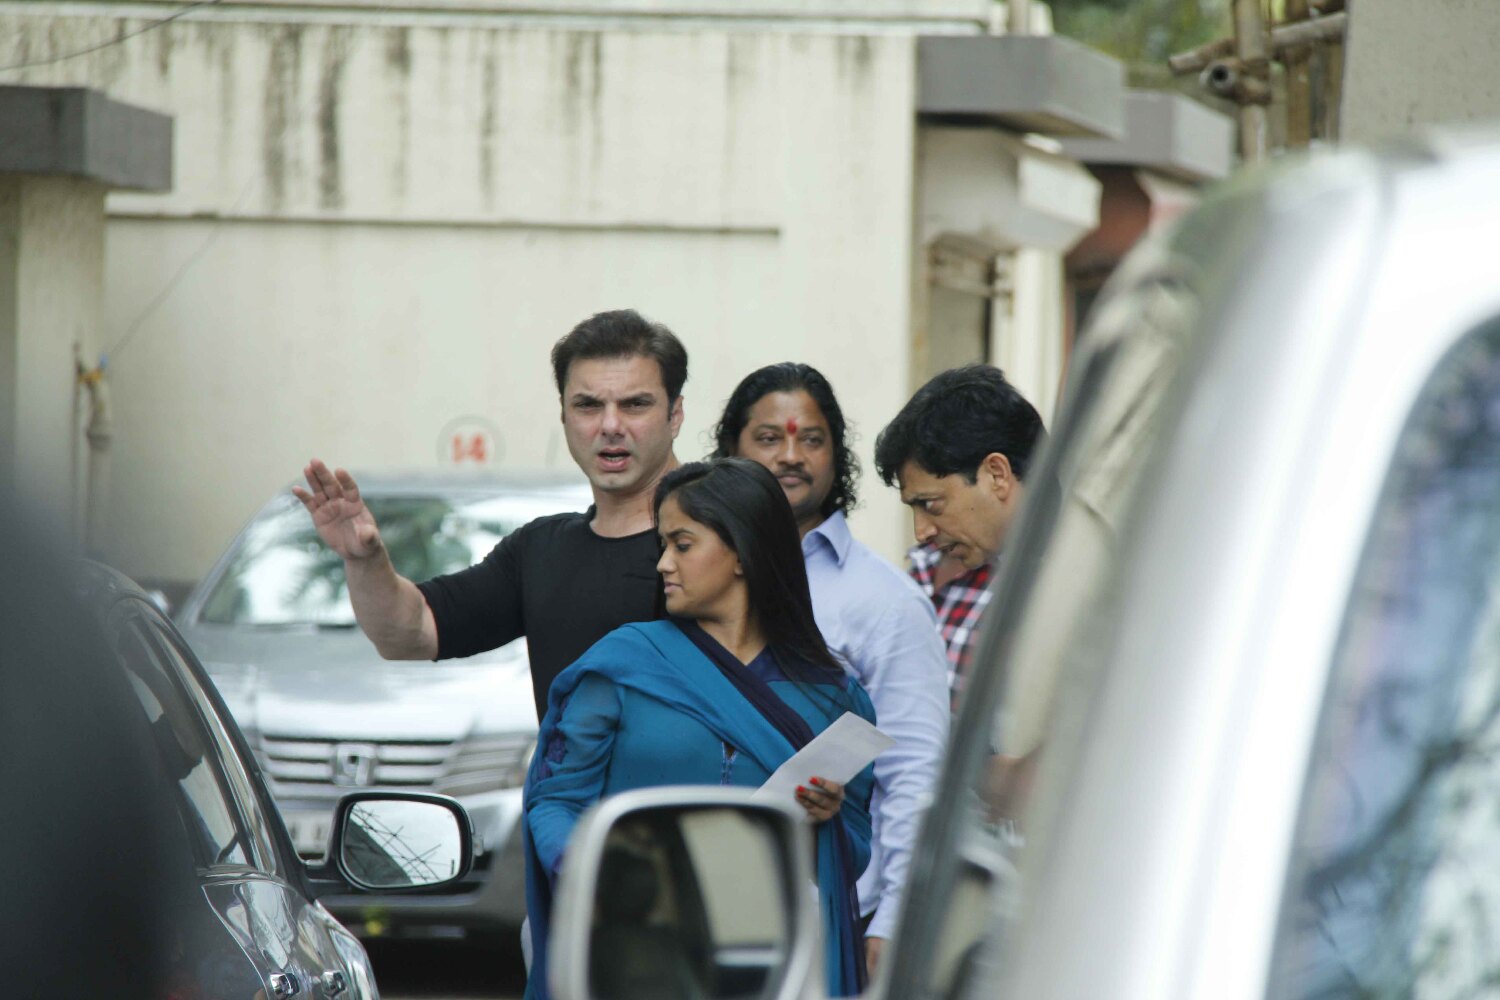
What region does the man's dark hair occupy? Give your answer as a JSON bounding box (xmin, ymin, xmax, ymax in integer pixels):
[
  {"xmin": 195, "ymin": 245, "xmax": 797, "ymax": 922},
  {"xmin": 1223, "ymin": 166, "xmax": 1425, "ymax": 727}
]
[
  {"xmin": 654, "ymin": 459, "xmax": 848, "ymax": 690},
  {"xmin": 710, "ymin": 362, "xmax": 859, "ymax": 517},
  {"xmin": 551, "ymin": 309, "xmax": 689, "ymax": 402},
  {"xmin": 874, "ymin": 364, "xmax": 1045, "ymax": 486}
]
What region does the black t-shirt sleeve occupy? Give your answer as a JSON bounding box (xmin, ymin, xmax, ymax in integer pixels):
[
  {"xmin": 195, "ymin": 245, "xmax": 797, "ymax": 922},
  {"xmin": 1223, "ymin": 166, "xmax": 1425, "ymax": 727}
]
[{"xmin": 415, "ymin": 527, "xmax": 526, "ymax": 660}]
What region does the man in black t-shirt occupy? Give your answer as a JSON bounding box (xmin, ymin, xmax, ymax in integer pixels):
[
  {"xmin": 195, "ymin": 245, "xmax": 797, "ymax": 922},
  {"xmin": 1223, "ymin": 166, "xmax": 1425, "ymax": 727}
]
[{"xmin": 293, "ymin": 309, "xmax": 687, "ymax": 720}]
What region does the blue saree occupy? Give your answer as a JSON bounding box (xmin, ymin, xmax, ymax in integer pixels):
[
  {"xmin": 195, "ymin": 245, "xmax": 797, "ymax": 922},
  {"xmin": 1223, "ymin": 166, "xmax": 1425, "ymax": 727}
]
[{"xmin": 522, "ymin": 619, "xmax": 876, "ymax": 999}]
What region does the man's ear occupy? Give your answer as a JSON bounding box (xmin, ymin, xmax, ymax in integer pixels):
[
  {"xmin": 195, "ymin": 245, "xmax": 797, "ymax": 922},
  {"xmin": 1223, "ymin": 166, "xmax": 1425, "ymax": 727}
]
[
  {"xmin": 669, "ymin": 396, "xmax": 685, "ymax": 438},
  {"xmin": 980, "ymin": 452, "xmax": 1016, "ymax": 499}
]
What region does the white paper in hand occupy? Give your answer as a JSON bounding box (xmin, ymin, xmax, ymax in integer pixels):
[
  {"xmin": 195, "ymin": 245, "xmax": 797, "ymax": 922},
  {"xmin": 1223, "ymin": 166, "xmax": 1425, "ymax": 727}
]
[{"xmin": 752, "ymin": 712, "xmax": 894, "ymax": 806}]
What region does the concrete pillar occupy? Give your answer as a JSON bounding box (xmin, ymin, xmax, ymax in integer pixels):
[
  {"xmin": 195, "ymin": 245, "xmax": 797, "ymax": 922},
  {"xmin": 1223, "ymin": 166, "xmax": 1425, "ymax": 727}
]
[
  {"xmin": 0, "ymin": 175, "xmax": 107, "ymax": 525},
  {"xmin": 0, "ymin": 87, "xmax": 171, "ymax": 543}
]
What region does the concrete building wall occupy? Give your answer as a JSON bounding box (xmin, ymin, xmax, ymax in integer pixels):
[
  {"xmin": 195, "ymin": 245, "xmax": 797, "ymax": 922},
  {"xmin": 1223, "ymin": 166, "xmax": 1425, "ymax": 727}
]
[
  {"xmin": 1342, "ymin": 0, "xmax": 1500, "ymax": 143},
  {"xmin": 0, "ymin": 176, "xmax": 107, "ymax": 525},
  {"xmin": 1, "ymin": 7, "xmax": 924, "ymax": 583}
]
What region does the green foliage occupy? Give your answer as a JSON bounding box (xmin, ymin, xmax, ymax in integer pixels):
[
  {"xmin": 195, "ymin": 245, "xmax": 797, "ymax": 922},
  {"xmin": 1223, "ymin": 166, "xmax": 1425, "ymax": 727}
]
[{"xmin": 1051, "ymin": 0, "xmax": 1231, "ymax": 67}]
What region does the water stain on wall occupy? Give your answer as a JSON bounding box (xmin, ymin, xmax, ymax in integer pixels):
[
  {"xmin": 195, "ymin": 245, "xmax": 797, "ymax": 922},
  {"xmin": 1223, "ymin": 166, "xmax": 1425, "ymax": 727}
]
[
  {"xmin": 384, "ymin": 27, "xmax": 412, "ymax": 201},
  {"xmin": 559, "ymin": 31, "xmax": 604, "ymax": 203},
  {"xmin": 201, "ymin": 22, "xmax": 238, "ymax": 180},
  {"xmin": 155, "ymin": 20, "xmax": 173, "ymax": 78},
  {"xmin": 6, "ymin": 23, "xmax": 32, "ymax": 71},
  {"xmin": 837, "ymin": 34, "xmax": 875, "ymax": 84},
  {"xmin": 263, "ymin": 24, "xmax": 304, "ymax": 209},
  {"xmin": 479, "ymin": 32, "xmax": 499, "ymax": 208},
  {"xmin": 317, "ymin": 28, "xmax": 350, "ymax": 210},
  {"xmin": 97, "ymin": 19, "xmax": 128, "ymax": 85},
  {"xmin": 723, "ymin": 35, "xmax": 758, "ymax": 173}
]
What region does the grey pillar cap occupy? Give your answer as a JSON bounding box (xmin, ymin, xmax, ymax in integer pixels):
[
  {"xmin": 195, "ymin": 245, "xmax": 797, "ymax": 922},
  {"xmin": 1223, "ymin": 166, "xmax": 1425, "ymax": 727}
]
[
  {"xmin": 918, "ymin": 35, "xmax": 1126, "ymax": 139},
  {"xmin": 1060, "ymin": 90, "xmax": 1235, "ymax": 183},
  {"xmin": 0, "ymin": 86, "xmax": 172, "ymax": 192}
]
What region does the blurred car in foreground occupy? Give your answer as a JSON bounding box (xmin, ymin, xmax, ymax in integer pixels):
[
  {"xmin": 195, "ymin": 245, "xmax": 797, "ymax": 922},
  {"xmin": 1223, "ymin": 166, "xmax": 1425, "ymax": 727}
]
[
  {"xmin": 536, "ymin": 132, "xmax": 1500, "ymax": 1000},
  {"xmin": 177, "ymin": 470, "xmax": 591, "ymax": 943},
  {"xmin": 43, "ymin": 559, "xmax": 473, "ymax": 1000}
]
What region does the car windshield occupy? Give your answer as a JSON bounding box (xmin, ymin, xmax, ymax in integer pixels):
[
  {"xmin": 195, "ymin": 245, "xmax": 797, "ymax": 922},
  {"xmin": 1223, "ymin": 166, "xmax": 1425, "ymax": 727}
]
[{"xmin": 198, "ymin": 492, "xmax": 578, "ymax": 626}]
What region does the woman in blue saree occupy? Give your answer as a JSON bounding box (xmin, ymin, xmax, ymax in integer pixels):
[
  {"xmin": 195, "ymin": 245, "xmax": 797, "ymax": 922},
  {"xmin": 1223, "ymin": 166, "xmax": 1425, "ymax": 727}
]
[{"xmin": 523, "ymin": 458, "xmax": 877, "ymax": 999}]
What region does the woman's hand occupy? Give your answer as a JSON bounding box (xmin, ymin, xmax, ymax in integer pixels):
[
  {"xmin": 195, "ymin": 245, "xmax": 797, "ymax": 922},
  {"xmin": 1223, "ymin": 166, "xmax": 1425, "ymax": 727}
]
[{"xmin": 795, "ymin": 776, "xmax": 844, "ymax": 822}]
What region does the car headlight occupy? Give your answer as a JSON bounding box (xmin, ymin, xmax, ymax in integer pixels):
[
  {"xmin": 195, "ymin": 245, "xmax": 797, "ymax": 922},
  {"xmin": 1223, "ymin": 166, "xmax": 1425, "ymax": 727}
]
[{"xmin": 435, "ymin": 733, "xmax": 535, "ymax": 797}]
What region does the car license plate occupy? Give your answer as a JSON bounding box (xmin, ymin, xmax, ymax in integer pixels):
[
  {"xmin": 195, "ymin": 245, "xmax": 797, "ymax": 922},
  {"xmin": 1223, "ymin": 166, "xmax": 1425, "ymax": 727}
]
[{"xmin": 285, "ymin": 811, "xmax": 333, "ymax": 860}]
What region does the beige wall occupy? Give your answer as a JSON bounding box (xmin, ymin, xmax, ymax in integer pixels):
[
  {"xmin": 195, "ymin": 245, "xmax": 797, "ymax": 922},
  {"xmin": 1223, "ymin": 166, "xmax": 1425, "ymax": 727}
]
[
  {"xmin": 1342, "ymin": 0, "xmax": 1500, "ymax": 143},
  {"xmin": 2, "ymin": 7, "xmax": 923, "ymax": 582}
]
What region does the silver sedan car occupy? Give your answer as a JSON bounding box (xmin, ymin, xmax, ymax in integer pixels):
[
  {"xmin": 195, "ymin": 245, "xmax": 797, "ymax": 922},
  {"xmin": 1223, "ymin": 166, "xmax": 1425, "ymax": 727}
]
[{"xmin": 177, "ymin": 470, "xmax": 590, "ymax": 944}]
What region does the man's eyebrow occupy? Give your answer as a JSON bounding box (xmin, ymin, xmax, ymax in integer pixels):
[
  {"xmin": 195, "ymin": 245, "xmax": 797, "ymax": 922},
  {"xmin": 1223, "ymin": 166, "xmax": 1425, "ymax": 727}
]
[
  {"xmin": 569, "ymin": 392, "xmax": 602, "ymax": 405},
  {"xmin": 621, "ymin": 392, "xmax": 657, "ymax": 405}
]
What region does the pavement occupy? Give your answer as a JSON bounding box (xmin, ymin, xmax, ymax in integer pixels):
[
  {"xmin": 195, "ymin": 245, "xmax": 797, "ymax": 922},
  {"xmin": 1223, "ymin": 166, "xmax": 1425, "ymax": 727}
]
[{"xmin": 367, "ymin": 939, "xmax": 525, "ymax": 1000}]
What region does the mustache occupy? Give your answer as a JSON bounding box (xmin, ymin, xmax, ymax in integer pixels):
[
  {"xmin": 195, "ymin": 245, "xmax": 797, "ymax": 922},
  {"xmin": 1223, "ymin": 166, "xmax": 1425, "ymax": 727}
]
[{"xmin": 773, "ymin": 466, "xmax": 811, "ymax": 482}]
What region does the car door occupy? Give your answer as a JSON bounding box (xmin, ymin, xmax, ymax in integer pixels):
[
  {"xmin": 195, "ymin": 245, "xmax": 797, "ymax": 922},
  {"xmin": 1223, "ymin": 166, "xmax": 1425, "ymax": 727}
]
[{"xmin": 111, "ymin": 596, "xmax": 371, "ymax": 1000}]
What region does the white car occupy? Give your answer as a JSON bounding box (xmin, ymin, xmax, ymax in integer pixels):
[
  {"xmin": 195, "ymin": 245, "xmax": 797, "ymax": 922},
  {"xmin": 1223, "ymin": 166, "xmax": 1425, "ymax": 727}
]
[
  {"xmin": 539, "ymin": 130, "xmax": 1500, "ymax": 1000},
  {"xmin": 177, "ymin": 470, "xmax": 590, "ymax": 945}
]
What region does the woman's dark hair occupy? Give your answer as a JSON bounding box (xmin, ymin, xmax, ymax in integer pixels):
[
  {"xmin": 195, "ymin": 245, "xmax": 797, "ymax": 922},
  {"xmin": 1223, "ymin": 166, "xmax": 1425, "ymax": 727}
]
[
  {"xmin": 551, "ymin": 309, "xmax": 689, "ymax": 403},
  {"xmin": 654, "ymin": 458, "xmax": 845, "ymax": 683},
  {"xmin": 874, "ymin": 364, "xmax": 1046, "ymax": 485},
  {"xmin": 710, "ymin": 362, "xmax": 860, "ymax": 517}
]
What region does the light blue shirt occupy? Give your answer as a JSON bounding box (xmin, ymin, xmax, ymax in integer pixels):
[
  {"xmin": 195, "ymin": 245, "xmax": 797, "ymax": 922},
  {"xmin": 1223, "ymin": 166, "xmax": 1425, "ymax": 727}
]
[{"xmin": 803, "ymin": 511, "xmax": 951, "ymax": 940}]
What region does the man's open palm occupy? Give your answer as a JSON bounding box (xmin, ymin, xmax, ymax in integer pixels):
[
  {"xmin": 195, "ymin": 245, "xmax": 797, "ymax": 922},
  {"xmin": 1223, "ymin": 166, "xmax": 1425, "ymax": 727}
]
[{"xmin": 292, "ymin": 460, "xmax": 382, "ymax": 560}]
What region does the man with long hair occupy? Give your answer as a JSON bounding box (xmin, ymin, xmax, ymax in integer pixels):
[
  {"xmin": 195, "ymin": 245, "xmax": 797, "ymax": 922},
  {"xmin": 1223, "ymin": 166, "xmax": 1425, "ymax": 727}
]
[{"xmin": 713, "ymin": 363, "xmax": 950, "ymax": 975}]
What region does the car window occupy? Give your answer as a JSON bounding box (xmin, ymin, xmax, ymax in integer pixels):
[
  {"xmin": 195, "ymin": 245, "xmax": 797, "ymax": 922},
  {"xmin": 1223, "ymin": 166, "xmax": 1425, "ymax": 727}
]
[
  {"xmin": 199, "ymin": 493, "xmax": 568, "ymax": 626},
  {"xmin": 143, "ymin": 616, "xmax": 282, "ymax": 875},
  {"xmin": 1265, "ymin": 318, "xmax": 1500, "ymax": 998},
  {"xmin": 115, "ymin": 612, "xmax": 258, "ymax": 870}
]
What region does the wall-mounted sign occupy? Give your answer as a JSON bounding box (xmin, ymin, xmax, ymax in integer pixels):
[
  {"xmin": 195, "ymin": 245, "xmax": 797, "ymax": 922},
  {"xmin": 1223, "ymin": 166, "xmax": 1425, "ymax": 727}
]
[{"xmin": 438, "ymin": 416, "xmax": 503, "ymax": 466}]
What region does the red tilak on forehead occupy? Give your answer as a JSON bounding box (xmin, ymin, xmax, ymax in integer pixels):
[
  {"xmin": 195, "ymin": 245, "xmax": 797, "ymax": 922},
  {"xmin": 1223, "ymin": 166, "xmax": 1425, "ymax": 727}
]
[{"xmin": 786, "ymin": 418, "xmax": 798, "ymax": 434}]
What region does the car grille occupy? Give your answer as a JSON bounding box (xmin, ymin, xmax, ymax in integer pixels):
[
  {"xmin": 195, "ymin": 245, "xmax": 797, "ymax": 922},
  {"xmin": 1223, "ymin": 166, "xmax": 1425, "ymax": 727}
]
[{"xmin": 255, "ymin": 733, "xmax": 533, "ymax": 800}]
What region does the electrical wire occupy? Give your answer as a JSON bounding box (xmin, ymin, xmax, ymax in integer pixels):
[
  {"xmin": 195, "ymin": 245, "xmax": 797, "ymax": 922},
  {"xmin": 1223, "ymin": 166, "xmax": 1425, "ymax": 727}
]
[
  {"xmin": 108, "ymin": 179, "xmax": 257, "ymax": 360},
  {"xmin": 0, "ymin": 0, "xmax": 224, "ymax": 73}
]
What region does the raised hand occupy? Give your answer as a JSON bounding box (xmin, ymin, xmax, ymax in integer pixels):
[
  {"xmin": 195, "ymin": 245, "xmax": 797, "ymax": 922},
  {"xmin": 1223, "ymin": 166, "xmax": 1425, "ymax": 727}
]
[{"xmin": 291, "ymin": 460, "xmax": 382, "ymax": 561}]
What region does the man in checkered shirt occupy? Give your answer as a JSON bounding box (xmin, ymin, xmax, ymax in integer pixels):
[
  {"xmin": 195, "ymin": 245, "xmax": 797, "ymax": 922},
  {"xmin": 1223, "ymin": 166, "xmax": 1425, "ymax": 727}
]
[{"xmin": 874, "ymin": 365, "xmax": 1045, "ymax": 712}]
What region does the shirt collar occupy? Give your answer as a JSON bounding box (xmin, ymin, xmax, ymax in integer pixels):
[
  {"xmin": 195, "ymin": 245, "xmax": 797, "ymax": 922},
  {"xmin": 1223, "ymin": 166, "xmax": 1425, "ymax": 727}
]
[
  {"xmin": 907, "ymin": 541, "xmax": 995, "ymax": 592},
  {"xmin": 803, "ymin": 510, "xmax": 853, "ymax": 568}
]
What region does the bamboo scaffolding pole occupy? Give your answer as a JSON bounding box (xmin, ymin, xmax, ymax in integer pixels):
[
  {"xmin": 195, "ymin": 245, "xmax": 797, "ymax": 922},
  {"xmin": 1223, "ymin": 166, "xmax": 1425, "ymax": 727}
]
[
  {"xmin": 1285, "ymin": 0, "xmax": 1313, "ymax": 148},
  {"xmin": 1231, "ymin": 0, "xmax": 1271, "ymax": 161},
  {"xmin": 1168, "ymin": 11, "xmax": 1348, "ymax": 75}
]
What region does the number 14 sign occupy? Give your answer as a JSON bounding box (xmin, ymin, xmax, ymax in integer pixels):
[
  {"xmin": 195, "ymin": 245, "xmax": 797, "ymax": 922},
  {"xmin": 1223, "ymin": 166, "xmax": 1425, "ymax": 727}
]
[{"xmin": 438, "ymin": 416, "xmax": 503, "ymax": 466}]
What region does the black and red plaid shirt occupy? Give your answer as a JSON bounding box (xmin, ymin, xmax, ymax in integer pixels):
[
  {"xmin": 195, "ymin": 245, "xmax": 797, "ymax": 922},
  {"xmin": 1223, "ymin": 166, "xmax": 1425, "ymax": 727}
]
[{"xmin": 908, "ymin": 543, "xmax": 994, "ymax": 712}]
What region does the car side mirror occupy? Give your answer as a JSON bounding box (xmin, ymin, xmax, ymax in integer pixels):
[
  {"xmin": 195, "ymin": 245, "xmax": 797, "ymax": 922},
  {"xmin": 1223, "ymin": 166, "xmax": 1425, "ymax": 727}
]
[
  {"xmin": 548, "ymin": 787, "xmax": 816, "ymax": 1000},
  {"xmin": 325, "ymin": 791, "xmax": 474, "ymax": 891}
]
